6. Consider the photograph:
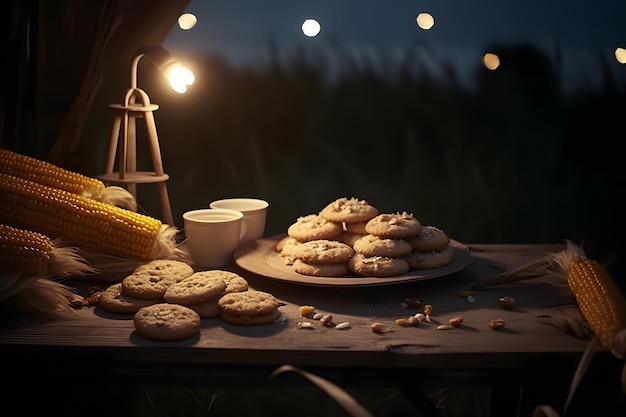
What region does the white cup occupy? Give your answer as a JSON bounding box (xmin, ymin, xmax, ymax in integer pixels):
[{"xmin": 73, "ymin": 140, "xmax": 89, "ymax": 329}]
[
  {"xmin": 182, "ymin": 208, "xmax": 247, "ymax": 268},
  {"xmin": 209, "ymin": 198, "xmax": 269, "ymax": 244}
]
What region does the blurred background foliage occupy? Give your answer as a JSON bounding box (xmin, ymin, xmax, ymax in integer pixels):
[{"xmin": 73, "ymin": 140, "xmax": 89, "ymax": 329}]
[{"xmin": 78, "ymin": 40, "xmax": 625, "ymax": 282}]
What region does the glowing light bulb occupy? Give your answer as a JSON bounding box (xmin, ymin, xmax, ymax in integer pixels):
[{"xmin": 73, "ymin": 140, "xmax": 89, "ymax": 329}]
[
  {"xmin": 302, "ymin": 19, "xmax": 321, "ymax": 37},
  {"xmin": 166, "ymin": 66, "xmax": 195, "ymax": 93}
]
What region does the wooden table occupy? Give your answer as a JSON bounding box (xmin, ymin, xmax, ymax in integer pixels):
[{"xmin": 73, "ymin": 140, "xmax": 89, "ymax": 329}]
[{"xmin": 1, "ymin": 243, "xmax": 622, "ymax": 417}]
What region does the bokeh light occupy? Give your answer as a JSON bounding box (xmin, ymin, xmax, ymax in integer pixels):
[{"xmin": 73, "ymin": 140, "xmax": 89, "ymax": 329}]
[
  {"xmin": 416, "ymin": 13, "xmax": 435, "ymax": 30},
  {"xmin": 482, "ymin": 53, "xmax": 500, "ymax": 70},
  {"xmin": 178, "ymin": 13, "xmax": 197, "ymax": 30},
  {"xmin": 302, "ymin": 19, "xmax": 321, "ymax": 37},
  {"xmin": 615, "ymin": 47, "xmax": 626, "ymax": 64}
]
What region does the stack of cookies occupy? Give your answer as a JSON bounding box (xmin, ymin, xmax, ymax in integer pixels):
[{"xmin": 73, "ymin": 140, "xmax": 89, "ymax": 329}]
[
  {"xmin": 277, "ymin": 197, "xmax": 454, "ymax": 278},
  {"xmin": 97, "ymin": 259, "xmax": 282, "ymax": 341}
]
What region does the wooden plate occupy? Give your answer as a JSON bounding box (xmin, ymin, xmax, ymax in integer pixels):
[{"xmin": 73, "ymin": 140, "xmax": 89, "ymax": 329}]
[{"xmin": 233, "ymin": 234, "xmax": 472, "ymax": 287}]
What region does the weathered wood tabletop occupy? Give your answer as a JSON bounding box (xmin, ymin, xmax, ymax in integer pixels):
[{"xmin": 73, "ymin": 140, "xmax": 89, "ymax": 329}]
[
  {"xmin": 6, "ymin": 241, "xmax": 624, "ymax": 417},
  {"xmin": 0, "ymin": 242, "xmax": 598, "ymax": 370}
]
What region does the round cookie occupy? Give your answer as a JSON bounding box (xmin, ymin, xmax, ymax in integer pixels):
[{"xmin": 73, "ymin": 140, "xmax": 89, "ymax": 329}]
[
  {"xmin": 407, "ymin": 225, "xmax": 451, "ymax": 252},
  {"xmin": 163, "ymin": 272, "xmax": 228, "ymax": 306},
  {"xmin": 405, "ymin": 245, "xmax": 455, "ymax": 270},
  {"xmin": 287, "ymin": 214, "xmax": 342, "ymax": 242},
  {"xmin": 365, "ymin": 212, "xmax": 422, "ymax": 239},
  {"xmin": 281, "ymin": 239, "xmax": 354, "ymax": 264},
  {"xmin": 292, "ymin": 258, "xmax": 350, "ymax": 277},
  {"xmin": 214, "ymin": 270, "xmax": 249, "ymax": 294},
  {"xmin": 320, "ymin": 197, "xmax": 379, "ymax": 224},
  {"xmin": 133, "ymin": 259, "xmax": 194, "ymax": 282},
  {"xmin": 122, "ymin": 270, "xmax": 178, "ymax": 300},
  {"xmin": 218, "ymin": 290, "xmax": 281, "ymax": 326},
  {"xmin": 98, "ymin": 283, "xmax": 161, "ymax": 314},
  {"xmin": 353, "ymin": 234, "xmax": 413, "ymax": 258},
  {"xmin": 348, "ymin": 253, "xmax": 410, "ymax": 277},
  {"xmin": 133, "ymin": 303, "xmax": 201, "ymax": 341}
]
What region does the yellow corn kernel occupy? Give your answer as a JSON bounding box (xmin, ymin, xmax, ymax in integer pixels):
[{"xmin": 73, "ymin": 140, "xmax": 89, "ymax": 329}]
[
  {"xmin": 299, "ymin": 305, "xmax": 316, "ymax": 316},
  {"xmin": 0, "ymin": 147, "xmax": 105, "ymax": 199},
  {"xmin": 0, "ymin": 224, "xmax": 54, "ymax": 276},
  {"xmin": 567, "ymin": 258, "xmax": 626, "ymax": 352},
  {"xmin": 0, "ymin": 173, "xmax": 161, "ymax": 260}
]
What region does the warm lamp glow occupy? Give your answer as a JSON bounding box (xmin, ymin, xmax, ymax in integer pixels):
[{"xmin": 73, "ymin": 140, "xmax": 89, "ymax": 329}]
[
  {"xmin": 178, "ymin": 13, "xmax": 197, "ymax": 30},
  {"xmin": 165, "ymin": 66, "xmax": 195, "ymax": 93},
  {"xmin": 416, "ymin": 13, "xmax": 435, "ymax": 30},
  {"xmin": 302, "ymin": 19, "xmax": 321, "ymax": 37},
  {"xmin": 482, "ymin": 53, "xmax": 500, "ymax": 70},
  {"xmin": 132, "ymin": 46, "xmax": 194, "ymax": 94},
  {"xmin": 615, "ymin": 47, "xmax": 626, "ymax": 64}
]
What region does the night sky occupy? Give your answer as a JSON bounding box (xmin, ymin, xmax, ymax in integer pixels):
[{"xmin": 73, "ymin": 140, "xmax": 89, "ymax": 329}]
[{"xmin": 165, "ymin": 0, "xmax": 626, "ymax": 87}]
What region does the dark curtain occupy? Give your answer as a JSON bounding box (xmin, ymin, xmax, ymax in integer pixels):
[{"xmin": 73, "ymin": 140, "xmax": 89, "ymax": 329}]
[{"xmin": 0, "ymin": 0, "xmax": 189, "ymax": 166}]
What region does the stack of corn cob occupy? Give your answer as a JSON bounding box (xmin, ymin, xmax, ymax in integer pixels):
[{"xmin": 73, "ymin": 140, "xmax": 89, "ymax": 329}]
[{"xmin": 0, "ymin": 148, "xmax": 190, "ymax": 317}]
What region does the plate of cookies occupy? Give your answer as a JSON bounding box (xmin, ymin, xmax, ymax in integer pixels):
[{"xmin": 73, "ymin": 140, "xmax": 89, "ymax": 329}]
[{"xmin": 233, "ymin": 197, "xmax": 472, "ymax": 287}]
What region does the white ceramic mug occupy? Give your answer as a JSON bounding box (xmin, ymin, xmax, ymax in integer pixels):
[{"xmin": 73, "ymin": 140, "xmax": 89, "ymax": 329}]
[
  {"xmin": 182, "ymin": 208, "xmax": 247, "ymax": 268},
  {"xmin": 209, "ymin": 198, "xmax": 269, "ymax": 244}
]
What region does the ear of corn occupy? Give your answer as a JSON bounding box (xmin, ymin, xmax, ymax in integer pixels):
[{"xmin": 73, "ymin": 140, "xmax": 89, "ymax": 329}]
[
  {"xmin": 567, "ymin": 257, "xmax": 626, "ymax": 354},
  {"xmin": 0, "ymin": 147, "xmax": 137, "ymax": 211},
  {"xmin": 0, "ymin": 223, "xmax": 96, "ymax": 278},
  {"xmin": 0, "ymin": 224, "xmax": 54, "ymax": 276},
  {"xmin": 0, "ymin": 147, "xmax": 105, "ymax": 199},
  {"xmin": 0, "ymin": 173, "xmax": 162, "ymax": 260},
  {"xmin": 548, "ymin": 240, "xmax": 626, "ymax": 357}
]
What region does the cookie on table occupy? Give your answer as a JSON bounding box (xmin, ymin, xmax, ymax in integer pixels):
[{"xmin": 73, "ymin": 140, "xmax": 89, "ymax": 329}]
[
  {"xmin": 163, "ymin": 272, "xmax": 228, "ymax": 306},
  {"xmin": 320, "ymin": 197, "xmax": 379, "ymax": 224},
  {"xmin": 173, "ymin": 270, "xmax": 249, "ymax": 318},
  {"xmin": 287, "ymin": 214, "xmax": 342, "ymax": 242},
  {"xmin": 405, "ymin": 245, "xmax": 455, "ymax": 270},
  {"xmin": 122, "ymin": 259, "xmax": 194, "ymax": 300},
  {"xmin": 292, "ymin": 258, "xmax": 350, "ymax": 277},
  {"xmin": 353, "ymin": 234, "xmax": 413, "ymax": 258},
  {"xmin": 348, "ymin": 253, "xmax": 410, "ymax": 277},
  {"xmin": 133, "ymin": 303, "xmax": 201, "ymax": 341},
  {"xmin": 133, "ymin": 259, "xmax": 194, "ymax": 281},
  {"xmin": 214, "ymin": 270, "xmax": 249, "ymax": 294},
  {"xmin": 122, "ymin": 270, "xmax": 177, "ymax": 300},
  {"xmin": 218, "ymin": 290, "xmax": 281, "ymax": 326},
  {"xmin": 407, "ymin": 225, "xmax": 450, "ymax": 252},
  {"xmin": 98, "ymin": 283, "xmax": 161, "ymax": 314},
  {"xmin": 365, "ymin": 212, "xmax": 422, "ymax": 239},
  {"xmin": 281, "ymin": 239, "xmax": 354, "ymax": 264}
]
